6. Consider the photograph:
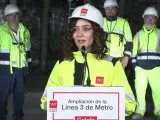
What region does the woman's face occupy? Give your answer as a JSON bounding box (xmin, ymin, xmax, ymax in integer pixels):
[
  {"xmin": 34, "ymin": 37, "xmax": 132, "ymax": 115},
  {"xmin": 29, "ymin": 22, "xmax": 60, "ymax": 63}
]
[{"xmin": 72, "ymin": 19, "xmax": 94, "ymax": 51}]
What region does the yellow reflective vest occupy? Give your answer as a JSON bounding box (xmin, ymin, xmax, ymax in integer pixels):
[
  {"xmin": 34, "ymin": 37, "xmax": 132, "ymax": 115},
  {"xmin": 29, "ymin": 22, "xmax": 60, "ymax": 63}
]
[
  {"xmin": 40, "ymin": 51, "xmax": 136, "ymax": 116},
  {"xmin": 132, "ymin": 25, "xmax": 160, "ymax": 70},
  {"xmin": 0, "ymin": 22, "xmax": 31, "ymax": 74},
  {"xmin": 103, "ymin": 17, "xmax": 133, "ymax": 58}
]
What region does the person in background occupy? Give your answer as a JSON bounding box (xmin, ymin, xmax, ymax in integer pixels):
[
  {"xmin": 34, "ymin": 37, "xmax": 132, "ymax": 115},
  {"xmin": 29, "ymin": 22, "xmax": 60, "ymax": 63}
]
[
  {"xmin": 0, "ymin": 9, "xmax": 4, "ymax": 24},
  {"xmin": 40, "ymin": 4, "xmax": 136, "ymax": 117},
  {"xmin": 0, "ymin": 4, "xmax": 31, "ymax": 120},
  {"xmin": 131, "ymin": 7, "xmax": 160, "ymax": 120},
  {"xmin": 103, "ymin": 0, "xmax": 133, "ymax": 68}
]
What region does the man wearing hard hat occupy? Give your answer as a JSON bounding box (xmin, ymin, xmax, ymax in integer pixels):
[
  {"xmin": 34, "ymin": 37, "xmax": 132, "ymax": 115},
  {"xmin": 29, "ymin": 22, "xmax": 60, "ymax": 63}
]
[
  {"xmin": 132, "ymin": 7, "xmax": 160, "ymax": 120},
  {"xmin": 0, "ymin": 4, "xmax": 31, "ymax": 120},
  {"xmin": 103, "ymin": 0, "xmax": 133, "ymax": 68}
]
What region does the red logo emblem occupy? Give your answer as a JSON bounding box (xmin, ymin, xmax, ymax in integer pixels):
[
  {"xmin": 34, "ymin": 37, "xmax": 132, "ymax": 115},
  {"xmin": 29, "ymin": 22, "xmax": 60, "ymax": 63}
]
[
  {"xmin": 96, "ymin": 76, "xmax": 104, "ymax": 84},
  {"xmin": 49, "ymin": 100, "xmax": 57, "ymax": 108},
  {"xmin": 75, "ymin": 116, "xmax": 97, "ymax": 120},
  {"xmin": 81, "ymin": 8, "xmax": 88, "ymax": 14}
]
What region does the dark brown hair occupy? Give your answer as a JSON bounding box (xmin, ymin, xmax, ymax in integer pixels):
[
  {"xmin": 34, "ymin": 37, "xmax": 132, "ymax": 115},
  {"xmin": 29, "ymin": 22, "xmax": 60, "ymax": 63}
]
[{"xmin": 62, "ymin": 18, "xmax": 107, "ymax": 60}]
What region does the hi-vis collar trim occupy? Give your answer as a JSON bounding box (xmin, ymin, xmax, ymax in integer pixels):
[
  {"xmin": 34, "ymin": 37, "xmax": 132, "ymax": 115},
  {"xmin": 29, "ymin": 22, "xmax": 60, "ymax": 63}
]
[{"xmin": 80, "ymin": 8, "xmax": 88, "ymax": 14}]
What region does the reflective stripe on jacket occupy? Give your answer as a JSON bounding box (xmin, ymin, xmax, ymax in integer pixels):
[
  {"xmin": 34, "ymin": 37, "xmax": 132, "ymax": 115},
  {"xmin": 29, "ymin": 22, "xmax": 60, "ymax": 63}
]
[
  {"xmin": 132, "ymin": 25, "xmax": 160, "ymax": 70},
  {"xmin": 40, "ymin": 51, "xmax": 136, "ymax": 116},
  {"xmin": 103, "ymin": 17, "xmax": 133, "ymax": 58},
  {"xmin": 0, "ymin": 22, "xmax": 31, "ymax": 73}
]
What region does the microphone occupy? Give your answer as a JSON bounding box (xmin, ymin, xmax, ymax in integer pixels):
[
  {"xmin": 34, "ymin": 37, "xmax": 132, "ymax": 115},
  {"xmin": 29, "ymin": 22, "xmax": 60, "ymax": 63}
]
[{"xmin": 81, "ymin": 46, "xmax": 91, "ymax": 86}]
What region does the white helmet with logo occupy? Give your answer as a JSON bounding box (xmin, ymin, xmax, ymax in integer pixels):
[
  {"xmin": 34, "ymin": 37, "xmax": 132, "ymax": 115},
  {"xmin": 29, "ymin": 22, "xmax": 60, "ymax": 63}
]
[
  {"xmin": 142, "ymin": 7, "xmax": 159, "ymax": 18},
  {"xmin": 69, "ymin": 4, "xmax": 103, "ymax": 28},
  {"xmin": 103, "ymin": 0, "xmax": 118, "ymax": 8},
  {"xmin": 4, "ymin": 4, "xmax": 20, "ymax": 16}
]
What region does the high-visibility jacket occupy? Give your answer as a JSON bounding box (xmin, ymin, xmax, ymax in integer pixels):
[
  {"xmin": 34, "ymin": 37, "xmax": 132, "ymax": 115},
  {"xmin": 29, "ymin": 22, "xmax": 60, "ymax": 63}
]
[
  {"xmin": 103, "ymin": 17, "xmax": 133, "ymax": 58},
  {"xmin": 40, "ymin": 51, "xmax": 136, "ymax": 116},
  {"xmin": 0, "ymin": 22, "xmax": 31, "ymax": 74},
  {"xmin": 132, "ymin": 25, "xmax": 160, "ymax": 70}
]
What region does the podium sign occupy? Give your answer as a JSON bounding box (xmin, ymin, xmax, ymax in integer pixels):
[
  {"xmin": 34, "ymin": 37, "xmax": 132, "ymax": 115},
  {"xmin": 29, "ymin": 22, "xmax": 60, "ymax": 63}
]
[{"xmin": 47, "ymin": 87, "xmax": 125, "ymax": 120}]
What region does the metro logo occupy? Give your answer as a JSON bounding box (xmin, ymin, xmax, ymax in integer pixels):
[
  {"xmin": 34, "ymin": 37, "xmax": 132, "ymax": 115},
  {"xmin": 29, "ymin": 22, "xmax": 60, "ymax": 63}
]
[
  {"xmin": 80, "ymin": 8, "xmax": 88, "ymax": 14},
  {"xmin": 96, "ymin": 76, "xmax": 104, "ymax": 84},
  {"xmin": 49, "ymin": 100, "xmax": 57, "ymax": 108},
  {"xmin": 75, "ymin": 116, "xmax": 97, "ymax": 120}
]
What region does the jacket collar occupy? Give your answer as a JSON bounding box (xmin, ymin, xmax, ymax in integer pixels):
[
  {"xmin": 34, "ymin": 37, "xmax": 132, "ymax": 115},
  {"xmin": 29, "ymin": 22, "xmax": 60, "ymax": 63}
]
[
  {"xmin": 2, "ymin": 22, "xmax": 26, "ymax": 33},
  {"xmin": 143, "ymin": 25, "xmax": 156, "ymax": 33},
  {"xmin": 106, "ymin": 15, "xmax": 117, "ymax": 21},
  {"xmin": 73, "ymin": 51, "xmax": 95, "ymax": 63}
]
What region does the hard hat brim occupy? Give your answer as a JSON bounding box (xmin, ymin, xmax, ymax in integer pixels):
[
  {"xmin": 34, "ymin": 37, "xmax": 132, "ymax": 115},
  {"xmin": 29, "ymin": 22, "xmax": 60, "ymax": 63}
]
[
  {"xmin": 5, "ymin": 11, "xmax": 20, "ymax": 16},
  {"xmin": 104, "ymin": 5, "xmax": 118, "ymax": 8}
]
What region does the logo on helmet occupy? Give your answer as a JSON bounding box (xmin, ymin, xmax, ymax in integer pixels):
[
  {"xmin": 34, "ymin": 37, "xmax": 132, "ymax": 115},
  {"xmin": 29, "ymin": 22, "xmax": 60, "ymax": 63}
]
[{"xmin": 81, "ymin": 8, "xmax": 88, "ymax": 14}]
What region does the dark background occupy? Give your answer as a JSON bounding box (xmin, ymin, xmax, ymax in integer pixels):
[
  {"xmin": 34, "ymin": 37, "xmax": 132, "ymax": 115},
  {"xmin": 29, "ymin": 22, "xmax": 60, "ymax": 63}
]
[
  {"xmin": 0, "ymin": 0, "xmax": 159, "ymax": 119},
  {"xmin": 0, "ymin": 0, "xmax": 159, "ymax": 74}
]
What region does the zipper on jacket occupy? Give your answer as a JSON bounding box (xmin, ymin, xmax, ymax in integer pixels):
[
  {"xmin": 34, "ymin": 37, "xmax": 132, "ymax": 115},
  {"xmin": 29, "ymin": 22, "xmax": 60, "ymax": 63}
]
[
  {"xmin": 107, "ymin": 20, "xmax": 118, "ymax": 44},
  {"xmin": 19, "ymin": 45, "xmax": 21, "ymax": 68},
  {"xmin": 11, "ymin": 30, "xmax": 22, "ymax": 68},
  {"xmin": 147, "ymin": 33, "xmax": 150, "ymax": 67},
  {"xmin": 109, "ymin": 21, "xmax": 112, "ymax": 43},
  {"xmin": 82, "ymin": 58, "xmax": 87, "ymax": 85}
]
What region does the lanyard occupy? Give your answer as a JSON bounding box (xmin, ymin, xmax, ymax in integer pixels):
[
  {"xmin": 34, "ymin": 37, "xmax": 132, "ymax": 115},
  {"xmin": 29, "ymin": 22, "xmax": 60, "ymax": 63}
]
[
  {"xmin": 10, "ymin": 29, "xmax": 25, "ymax": 53},
  {"xmin": 107, "ymin": 19, "xmax": 117, "ymax": 33},
  {"xmin": 11, "ymin": 29, "xmax": 22, "ymax": 44}
]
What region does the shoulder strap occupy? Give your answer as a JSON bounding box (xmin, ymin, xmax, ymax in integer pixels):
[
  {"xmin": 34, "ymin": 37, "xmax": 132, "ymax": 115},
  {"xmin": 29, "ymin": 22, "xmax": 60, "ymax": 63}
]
[
  {"xmin": 122, "ymin": 19, "xmax": 127, "ymax": 42},
  {"xmin": 123, "ymin": 19, "xmax": 127, "ymax": 33},
  {"xmin": 137, "ymin": 31, "xmax": 141, "ymax": 49},
  {"xmin": 74, "ymin": 60, "xmax": 85, "ymax": 85},
  {"xmin": 158, "ymin": 29, "xmax": 160, "ymax": 41},
  {"xmin": 103, "ymin": 17, "xmax": 108, "ymax": 32}
]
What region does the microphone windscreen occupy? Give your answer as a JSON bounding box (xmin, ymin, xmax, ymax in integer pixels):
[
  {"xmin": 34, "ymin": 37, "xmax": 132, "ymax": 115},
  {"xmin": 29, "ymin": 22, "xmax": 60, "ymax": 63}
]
[{"xmin": 81, "ymin": 45, "xmax": 86, "ymax": 51}]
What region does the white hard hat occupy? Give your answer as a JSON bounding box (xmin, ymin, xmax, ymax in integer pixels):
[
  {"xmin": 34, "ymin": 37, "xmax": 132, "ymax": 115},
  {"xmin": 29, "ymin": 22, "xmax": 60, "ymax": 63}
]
[
  {"xmin": 142, "ymin": 7, "xmax": 158, "ymax": 18},
  {"xmin": 4, "ymin": 4, "xmax": 20, "ymax": 16},
  {"xmin": 69, "ymin": 4, "xmax": 103, "ymax": 28},
  {"xmin": 104, "ymin": 0, "xmax": 118, "ymax": 8}
]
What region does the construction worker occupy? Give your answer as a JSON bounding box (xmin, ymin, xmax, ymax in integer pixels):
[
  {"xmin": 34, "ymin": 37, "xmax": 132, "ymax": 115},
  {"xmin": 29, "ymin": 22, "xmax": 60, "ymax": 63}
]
[
  {"xmin": 103, "ymin": 0, "xmax": 133, "ymax": 68},
  {"xmin": 40, "ymin": 4, "xmax": 136, "ymax": 117},
  {"xmin": 131, "ymin": 7, "xmax": 160, "ymax": 120},
  {"xmin": 0, "ymin": 4, "xmax": 31, "ymax": 120}
]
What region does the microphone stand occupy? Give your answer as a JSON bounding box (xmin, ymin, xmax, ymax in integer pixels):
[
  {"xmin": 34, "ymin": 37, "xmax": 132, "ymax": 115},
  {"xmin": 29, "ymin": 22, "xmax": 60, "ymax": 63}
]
[
  {"xmin": 84, "ymin": 53, "xmax": 91, "ymax": 86},
  {"xmin": 81, "ymin": 46, "xmax": 92, "ymax": 86}
]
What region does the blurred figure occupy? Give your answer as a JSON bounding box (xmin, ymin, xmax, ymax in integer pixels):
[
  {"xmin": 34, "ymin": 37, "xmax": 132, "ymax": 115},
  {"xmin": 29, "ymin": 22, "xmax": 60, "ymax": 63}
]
[
  {"xmin": 0, "ymin": 4, "xmax": 31, "ymax": 120},
  {"xmin": 103, "ymin": 0, "xmax": 133, "ymax": 68},
  {"xmin": 0, "ymin": 10, "xmax": 4, "ymax": 24},
  {"xmin": 132, "ymin": 7, "xmax": 160, "ymax": 120}
]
